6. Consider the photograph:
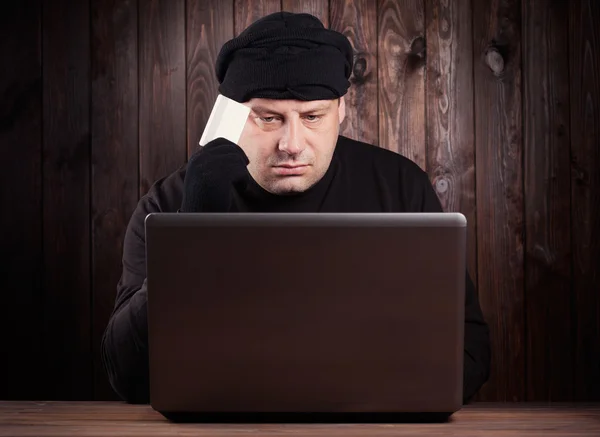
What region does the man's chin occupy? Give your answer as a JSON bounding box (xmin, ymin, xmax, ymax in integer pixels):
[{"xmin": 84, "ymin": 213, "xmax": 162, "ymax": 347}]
[{"xmin": 265, "ymin": 177, "xmax": 314, "ymax": 195}]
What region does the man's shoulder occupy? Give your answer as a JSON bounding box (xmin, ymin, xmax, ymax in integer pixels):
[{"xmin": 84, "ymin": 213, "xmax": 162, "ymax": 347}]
[
  {"xmin": 336, "ymin": 135, "xmax": 426, "ymax": 176},
  {"xmin": 335, "ymin": 136, "xmax": 438, "ymax": 212},
  {"xmin": 140, "ymin": 164, "xmax": 187, "ymax": 213},
  {"xmin": 123, "ymin": 165, "xmax": 187, "ymax": 243}
]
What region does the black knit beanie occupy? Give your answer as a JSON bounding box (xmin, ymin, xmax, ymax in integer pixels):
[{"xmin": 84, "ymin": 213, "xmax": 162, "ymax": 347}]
[{"xmin": 215, "ymin": 12, "xmax": 354, "ymax": 102}]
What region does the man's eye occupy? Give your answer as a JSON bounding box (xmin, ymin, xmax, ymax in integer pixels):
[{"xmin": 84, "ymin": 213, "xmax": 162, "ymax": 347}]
[
  {"xmin": 260, "ymin": 116, "xmax": 277, "ymax": 123},
  {"xmin": 305, "ymin": 115, "xmax": 321, "ymax": 122}
]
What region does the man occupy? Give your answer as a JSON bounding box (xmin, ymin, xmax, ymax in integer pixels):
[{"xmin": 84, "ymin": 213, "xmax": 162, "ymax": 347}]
[{"xmin": 101, "ymin": 11, "xmax": 490, "ymax": 405}]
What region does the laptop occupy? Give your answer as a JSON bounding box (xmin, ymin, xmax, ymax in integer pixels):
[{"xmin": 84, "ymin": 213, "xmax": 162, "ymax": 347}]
[{"xmin": 144, "ymin": 213, "xmax": 466, "ymax": 422}]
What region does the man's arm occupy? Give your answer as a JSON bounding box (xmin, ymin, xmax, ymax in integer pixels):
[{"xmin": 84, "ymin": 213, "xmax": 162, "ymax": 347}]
[
  {"xmin": 101, "ymin": 140, "xmax": 243, "ymax": 403},
  {"xmin": 100, "ymin": 195, "xmax": 158, "ymax": 404},
  {"xmin": 461, "ymin": 272, "xmax": 491, "ymax": 403},
  {"xmin": 416, "ymin": 169, "xmax": 491, "ymax": 404}
]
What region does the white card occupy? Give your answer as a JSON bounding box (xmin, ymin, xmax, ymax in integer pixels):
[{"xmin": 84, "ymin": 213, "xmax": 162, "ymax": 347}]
[{"xmin": 198, "ymin": 94, "xmax": 251, "ymax": 146}]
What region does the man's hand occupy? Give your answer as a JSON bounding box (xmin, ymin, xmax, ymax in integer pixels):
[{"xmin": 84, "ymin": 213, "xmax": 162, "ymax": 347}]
[{"xmin": 180, "ymin": 137, "xmax": 250, "ymax": 212}]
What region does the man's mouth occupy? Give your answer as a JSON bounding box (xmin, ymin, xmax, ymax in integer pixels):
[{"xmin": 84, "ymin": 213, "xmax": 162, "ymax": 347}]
[
  {"xmin": 272, "ymin": 164, "xmax": 310, "ymax": 175},
  {"xmin": 274, "ymin": 164, "xmax": 308, "ymax": 168}
]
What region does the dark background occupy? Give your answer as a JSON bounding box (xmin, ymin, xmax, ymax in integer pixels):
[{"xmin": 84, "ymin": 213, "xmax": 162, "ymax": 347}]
[{"xmin": 1, "ymin": 0, "xmax": 598, "ymax": 402}]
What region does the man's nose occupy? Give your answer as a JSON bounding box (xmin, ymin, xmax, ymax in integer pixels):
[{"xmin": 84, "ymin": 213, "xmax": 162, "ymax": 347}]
[{"xmin": 278, "ymin": 116, "xmax": 304, "ymax": 155}]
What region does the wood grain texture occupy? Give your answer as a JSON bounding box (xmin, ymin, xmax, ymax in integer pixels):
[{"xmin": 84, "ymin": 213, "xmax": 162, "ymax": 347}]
[
  {"xmin": 187, "ymin": 0, "xmax": 234, "ymax": 158},
  {"xmin": 3, "ymin": 0, "xmax": 598, "ymax": 404},
  {"xmin": 1, "ymin": 402, "xmax": 600, "ymax": 436},
  {"xmin": 139, "ymin": 0, "xmax": 186, "ymax": 196},
  {"xmin": 472, "ymin": 0, "xmax": 525, "ymax": 401},
  {"xmin": 425, "ymin": 0, "xmax": 477, "ymax": 286},
  {"xmin": 0, "ymin": 0, "xmax": 43, "ymax": 400},
  {"xmin": 91, "ymin": 0, "xmax": 139, "ymax": 401},
  {"xmin": 42, "ymin": 0, "xmax": 92, "ymax": 399},
  {"xmin": 234, "ymin": 0, "xmax": 280, "ymax": 36},
  {"xmin": 330, "ymin": 0, "xmax": 378, "ymax": 145},
  {"xmin": 570, "ymin": 0, "xmax": 600, "ymax": 402},
  {"xmin": 523, "ymin": 0, "xmax": 573, "ymax": 401},
  {"xmin": 377, "ymin": 0, "xmax": 425, "ymax": 166},
  {"xmin": 282, "ymin": 0, "xmax": 329, "ymax": 28}
]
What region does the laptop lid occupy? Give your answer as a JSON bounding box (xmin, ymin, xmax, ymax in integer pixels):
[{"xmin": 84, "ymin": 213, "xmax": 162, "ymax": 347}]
[{"xmin": 145, "ymin": 213, "xmax": 466, "ymax": 415}]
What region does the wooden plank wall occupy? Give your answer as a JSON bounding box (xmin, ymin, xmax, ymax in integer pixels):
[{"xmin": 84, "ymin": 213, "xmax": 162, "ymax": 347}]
[
  {"xmin": 570, "ymin": 0, "xmax": 600, "ymax": 402},
  {"xmin": 523, "ymin": 0, "xmax": 572, "ymax": 402},
  {"xmin": 472, "ymin": 0, "xmax": 525, "ymax": 402},
  {"xmin": 91, "ymin": 0, "xmax": 139, "ymax": 401},
  {"xmin": 42, "ymin": 0, "xmax": 92, "ymax": 400},
  {"xmin": 0, "ymin": 0, "xmax": 598, "ymax": 402},
  {"xmin": 0, "ymin": 0, "xmax": 43, "ymax": 401}
]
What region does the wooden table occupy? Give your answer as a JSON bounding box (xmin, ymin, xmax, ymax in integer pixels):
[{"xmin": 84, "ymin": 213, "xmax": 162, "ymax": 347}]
[{"xmin": 1, "ymin": 402, "xmax": 599, "ymax": 436}]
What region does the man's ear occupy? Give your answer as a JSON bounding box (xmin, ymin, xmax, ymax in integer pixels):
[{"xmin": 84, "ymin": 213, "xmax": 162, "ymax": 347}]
[{"xmin": 338, "ymin": 96, "xmax": 346, "ymax": 125}]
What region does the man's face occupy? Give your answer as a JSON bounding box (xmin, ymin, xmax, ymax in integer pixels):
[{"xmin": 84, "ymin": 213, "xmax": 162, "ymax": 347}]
[{"xmin": 238, "ymin": 97, "xmax": 346, "ymax": 195}]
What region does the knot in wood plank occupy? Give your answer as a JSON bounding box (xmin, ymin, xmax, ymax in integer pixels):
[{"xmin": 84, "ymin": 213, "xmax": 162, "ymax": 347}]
[
  {"xmin": 410, "ymin": 36, "xmax": 426, "ymax": 58},
  {"xmin": 485, "ymin": 47, "xmax": 505, "ymax": 75},
  {"xmin": 352, "ymin": 55, "xmax": 368, "ymax": 83}
]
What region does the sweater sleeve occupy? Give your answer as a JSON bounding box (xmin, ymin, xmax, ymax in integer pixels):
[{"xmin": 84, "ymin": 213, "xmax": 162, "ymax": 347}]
[
  {"xmin": 101, "ymin": 167, "xmax": 185, "ymax": 403},
  {"xmin": 415, "ymin": 169, "xmax": 491, "ymax": 404},
  {"xmin": 100, "ymin": 194, "xmax": 158, "ymax": 404}
]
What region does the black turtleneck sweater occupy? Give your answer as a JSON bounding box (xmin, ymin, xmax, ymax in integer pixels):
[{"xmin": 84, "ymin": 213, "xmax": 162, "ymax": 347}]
[{"xmin": 101, "ymin": 135, "xmax": 491, "ymax": 405}]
